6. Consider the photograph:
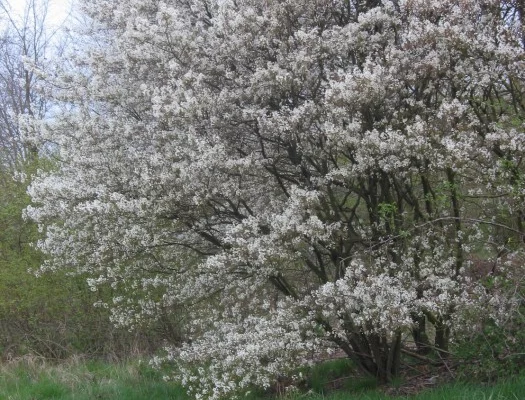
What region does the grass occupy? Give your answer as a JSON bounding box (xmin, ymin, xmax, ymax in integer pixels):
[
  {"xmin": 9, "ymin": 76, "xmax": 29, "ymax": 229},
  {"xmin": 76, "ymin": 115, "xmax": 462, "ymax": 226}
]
[
  {"xmin": 0, "ymin": 356, "xmax": 189, "ymax": 400},
  {"xmin": 0, "ymin": 356, "xmax": 523, "ymax": 400},
  {"xmin": 295, "ymin": 374, "xmax": 525, "ymax": 400},
  {"xmin": 304, "ymin": 358, "xmax": 378, "ymax": 394}
]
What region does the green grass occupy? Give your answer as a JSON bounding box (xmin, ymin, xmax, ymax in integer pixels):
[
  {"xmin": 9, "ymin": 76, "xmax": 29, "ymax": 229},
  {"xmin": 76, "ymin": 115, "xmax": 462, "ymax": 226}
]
[
  {"xmin": 294, "ymin": 376, "xmax": 525, "ymax": 400},
  {"xmin": 0, "ymin": 357, "xmax": 524, "ymax": 400},
  {"xmin": 0, "ymin": 356, "xmax": 189, "ymax": 400},
  {"xmin": 305, "ymin": 358, "xmax": 378, "ymax": 394}
]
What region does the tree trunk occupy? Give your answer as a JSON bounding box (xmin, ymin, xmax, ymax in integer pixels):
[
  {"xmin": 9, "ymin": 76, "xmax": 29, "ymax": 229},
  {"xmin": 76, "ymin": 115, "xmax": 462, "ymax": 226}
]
[
  {"xmin": 340, "ymin": 330, "xmax": 402, "ymax": 383},
  {"xmin": 412, "ymin": 314, "xmax": 431, "ymax": 354},
  {"xmin": 435, "ymin": 321, "xmax": 450, "ymax": 356}
]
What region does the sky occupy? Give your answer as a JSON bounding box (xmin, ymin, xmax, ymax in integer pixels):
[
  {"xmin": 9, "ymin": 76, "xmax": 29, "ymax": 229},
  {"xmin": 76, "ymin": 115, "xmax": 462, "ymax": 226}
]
[{"xmin": 3, "ymin": 0, "xmax": 74, "ymax": 29}]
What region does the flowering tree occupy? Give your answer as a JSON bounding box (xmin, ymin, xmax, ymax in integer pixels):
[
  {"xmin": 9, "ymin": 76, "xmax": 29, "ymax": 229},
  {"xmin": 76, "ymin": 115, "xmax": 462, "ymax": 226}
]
[{"xmin": 26, "ymin": 0, "xmax": 525, "ymax": 398}]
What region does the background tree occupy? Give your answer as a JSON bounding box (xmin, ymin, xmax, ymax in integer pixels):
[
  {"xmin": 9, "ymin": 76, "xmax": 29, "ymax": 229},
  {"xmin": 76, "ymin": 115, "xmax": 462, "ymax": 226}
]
[
  {"xmin": 26, "ymin": 0, "xmax": 525, "ymax": 398},
  {"xmin": 0, "ymin": 0, "xmax": 52, "ymax": 167},
  {"xmin": 0, "ymin": 0, "xmax": 175, "ymax": 360}
]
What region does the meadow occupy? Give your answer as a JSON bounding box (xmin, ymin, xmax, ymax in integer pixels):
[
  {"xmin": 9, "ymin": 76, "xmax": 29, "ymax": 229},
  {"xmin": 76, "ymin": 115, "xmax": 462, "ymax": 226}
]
[{"xmin": 1, "ymin": 357, "xmax": 524, "ymax": 400}]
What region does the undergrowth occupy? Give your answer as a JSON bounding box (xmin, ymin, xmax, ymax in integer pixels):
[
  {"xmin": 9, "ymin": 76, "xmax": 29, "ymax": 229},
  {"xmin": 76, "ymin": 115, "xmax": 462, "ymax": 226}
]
[
  {"xmin": 0, "ymin": 356, "xmax": 188, "ymax": 400},
  {"xmin": 0, "ymin": 356, "xmax": 524, "ymax": 400}
]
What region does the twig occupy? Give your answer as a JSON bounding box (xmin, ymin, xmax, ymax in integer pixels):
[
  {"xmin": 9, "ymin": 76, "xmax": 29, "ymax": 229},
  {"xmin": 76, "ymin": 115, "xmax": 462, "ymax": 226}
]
[
  {"xmin": 437, "ymin": 352, "xmax": 456, "ymax": 379},
  {"xmin": 401, "ymin": 348, "xmax": 442, "ymax": 366}
]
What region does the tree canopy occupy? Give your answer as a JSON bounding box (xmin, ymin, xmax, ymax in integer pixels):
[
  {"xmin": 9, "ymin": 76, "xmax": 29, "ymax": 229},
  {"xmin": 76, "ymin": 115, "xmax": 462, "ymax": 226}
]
[{"xmin": 26, "ymin": 0, "xmax": 525, "ymax": 398}]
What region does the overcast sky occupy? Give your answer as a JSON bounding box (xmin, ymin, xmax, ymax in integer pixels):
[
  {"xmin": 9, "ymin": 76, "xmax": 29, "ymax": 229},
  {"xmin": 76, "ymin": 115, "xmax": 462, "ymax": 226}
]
[{"xmin": 4, "ymin": 0, "xmax": 74, "ymax": 29}]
